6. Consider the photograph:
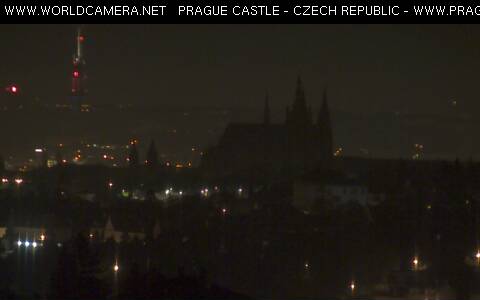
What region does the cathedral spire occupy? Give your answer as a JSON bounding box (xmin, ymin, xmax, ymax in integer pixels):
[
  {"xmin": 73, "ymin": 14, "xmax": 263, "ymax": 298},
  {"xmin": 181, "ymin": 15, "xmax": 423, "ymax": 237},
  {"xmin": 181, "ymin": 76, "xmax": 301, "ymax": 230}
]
[
  {"xmin": 289, "ymin": 75, "xmax": 309, "ymax": 127},
  {"xmin": 318, "ymin": 88, "xmax": 329, "ymax": 125},
  {"xmin": 263, "ymin": 92, "xmax": 270, "ymax": 125},
  {"xmin": 318, "ymin": 88, "xmax": 333, "ymax": 159},
  {"xmin": 294, "ymin": 75, "xmax": 306, "ymax": 110}
]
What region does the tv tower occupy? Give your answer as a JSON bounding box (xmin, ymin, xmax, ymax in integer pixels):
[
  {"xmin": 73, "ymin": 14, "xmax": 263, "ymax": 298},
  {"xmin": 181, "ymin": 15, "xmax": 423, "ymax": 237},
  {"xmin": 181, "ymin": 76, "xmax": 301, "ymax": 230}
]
[{"xmin": 70, "ymin": 26, "xmax": 86, "ymax": 110}]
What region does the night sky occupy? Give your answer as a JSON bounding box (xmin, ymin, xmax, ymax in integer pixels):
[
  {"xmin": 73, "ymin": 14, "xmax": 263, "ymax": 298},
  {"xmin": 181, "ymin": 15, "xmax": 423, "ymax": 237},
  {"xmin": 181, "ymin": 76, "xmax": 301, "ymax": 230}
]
[{"xmin": 0, "ymin": 24, "xmax": 479, "ymax": 114}]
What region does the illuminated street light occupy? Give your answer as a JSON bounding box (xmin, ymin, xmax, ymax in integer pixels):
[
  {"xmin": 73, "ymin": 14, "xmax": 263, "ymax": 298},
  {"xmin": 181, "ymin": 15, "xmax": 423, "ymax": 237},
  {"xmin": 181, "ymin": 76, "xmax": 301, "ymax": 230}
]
[
  {"xmin": 350, "ymin": 281, "xmax": 355, "ymax": 293},
  {"xmin": 32, "ymin": 241, "xmax": 37, "ymax": 248},
  {"xmin": 17, "ymin": 240, "xmax": 22, "ymax": 247},
  {"xmin": 413, "ymin": 257, "xmax": 419, "ymax": 270},
  {"xmin": 113, "ymin": 263, "xmax": 119, "ymax": 272},
  {"xmin": 14, "ymin": 178, "xmax": 23, "ymax": 185},
  {"xmin": 24, "ymin": 241, "xmax": 30, "ymax": 247},
  {"xmin": 40, "ymin": 234, "xmax": 45, "ymax": 241}
]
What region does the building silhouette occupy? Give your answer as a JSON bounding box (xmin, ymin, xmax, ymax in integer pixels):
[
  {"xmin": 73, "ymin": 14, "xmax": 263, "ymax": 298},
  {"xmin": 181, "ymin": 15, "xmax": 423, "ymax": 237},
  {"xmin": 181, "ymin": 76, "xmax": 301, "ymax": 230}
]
[{"xmin": 202, "ymin": 77, "xmax": 333, "ymax": 179}]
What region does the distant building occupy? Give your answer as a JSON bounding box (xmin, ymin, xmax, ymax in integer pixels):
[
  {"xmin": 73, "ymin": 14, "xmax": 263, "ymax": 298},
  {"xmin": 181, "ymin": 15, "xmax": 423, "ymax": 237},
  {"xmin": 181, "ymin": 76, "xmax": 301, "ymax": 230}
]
[
  {"xmin": 89, "ymin": 214, "xmax": 162, "ymax": 243},
  {"xmin": 293, "ymin": 171, "xmax": 385, "ymax": 214},
  {"xmin": 202, "ymin": 77, "xmax": 333, "ymax": 179}
]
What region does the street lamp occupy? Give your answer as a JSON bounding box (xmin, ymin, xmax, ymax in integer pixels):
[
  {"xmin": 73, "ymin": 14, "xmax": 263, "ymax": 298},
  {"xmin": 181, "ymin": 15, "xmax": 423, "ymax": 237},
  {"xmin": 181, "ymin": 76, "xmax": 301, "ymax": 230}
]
[{"xmin": 413, "ymin": 256, "xmax": 419, "ymax": 270}]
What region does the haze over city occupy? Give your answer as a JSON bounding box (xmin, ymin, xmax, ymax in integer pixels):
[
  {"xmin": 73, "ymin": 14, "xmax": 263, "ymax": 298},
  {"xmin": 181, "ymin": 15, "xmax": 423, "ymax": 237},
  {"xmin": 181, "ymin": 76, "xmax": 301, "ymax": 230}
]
[{"xmin": 1, "ymin": 24, "xmax": 480, "ymax": 300}]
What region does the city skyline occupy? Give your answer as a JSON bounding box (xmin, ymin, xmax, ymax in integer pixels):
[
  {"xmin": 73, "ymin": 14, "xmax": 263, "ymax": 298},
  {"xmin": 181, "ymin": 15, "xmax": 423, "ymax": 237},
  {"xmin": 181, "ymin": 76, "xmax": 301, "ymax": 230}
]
[
  {"xmin": 1, "ymin": 23, "xmax": 480, "ymax": 300},
  {"xmin": 0, "ymin": 24, "xmax": 479, "ymax": 114}
]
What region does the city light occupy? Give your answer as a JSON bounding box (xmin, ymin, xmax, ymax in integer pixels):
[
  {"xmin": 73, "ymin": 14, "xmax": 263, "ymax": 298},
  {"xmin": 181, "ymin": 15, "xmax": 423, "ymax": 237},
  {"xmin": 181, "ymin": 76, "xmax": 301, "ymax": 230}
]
[
  {"xmin": 334, "ymin": 147, "xmax": 343, "ymax": 157},
  {"xmin": 24, "ymin": 241, "xmax": 30, "ymax": 247},
  {"xmin": 40, "ymin": 234, "xmax": 45, "ymax": 241},
  {"xmin": 201, "ymin": 188, "xmax": 209, "ymax": 197},
  {"xmin": 413, "ymin": 257, "xmax": 419, "ymax": 270},
  {"xmin": 32, "ymin": 241, "xmax": 37, "ymax": 248},
  {"xmin": 6, "ymin": 85, "xmax": 19, "ymax": 94},
  {"xmin": 1, "ymin": 178, "xmax": 8, "ymax": 184},
  {"xmin": 350, "ymin": 281, "xmax": 355, "ymax": 293},
  {"xmin": 108, "ymin": 181, "xmax": 113, "ymax": 188},
  {"xmin": 14, "ymin": 178, "xmax": 23, "ymax": 185},
  {"xmin": 17, "ymin": 240, "xmax": 22, "ymax": 247},
  {"xmin": 35, "ymin": 148, "xmax": 43, "ymax": 153},
  {"xmin": 114, "ymin": 263, "xmax": 119, "ymax": 272}
]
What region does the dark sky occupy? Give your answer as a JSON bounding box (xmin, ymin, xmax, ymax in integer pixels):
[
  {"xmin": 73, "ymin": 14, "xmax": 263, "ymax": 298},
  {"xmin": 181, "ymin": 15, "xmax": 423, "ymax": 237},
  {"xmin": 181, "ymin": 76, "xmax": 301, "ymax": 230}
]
[{"xmin": 1, "ymin": 24, "xmax": 479, "ymax": 114}]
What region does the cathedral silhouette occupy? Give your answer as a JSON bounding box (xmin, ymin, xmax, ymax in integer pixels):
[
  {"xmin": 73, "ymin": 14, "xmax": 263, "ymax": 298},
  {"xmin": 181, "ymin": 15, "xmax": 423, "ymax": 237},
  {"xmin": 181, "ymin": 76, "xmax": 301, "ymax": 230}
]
[{"xmin": 202, "ymin": 77, "xmax": 333, "ymax": 179}]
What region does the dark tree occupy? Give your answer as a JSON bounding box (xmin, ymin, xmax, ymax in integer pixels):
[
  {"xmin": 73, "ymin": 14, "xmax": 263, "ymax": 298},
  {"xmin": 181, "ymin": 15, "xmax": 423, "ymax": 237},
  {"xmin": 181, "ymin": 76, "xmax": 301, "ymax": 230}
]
[
  {"xmin": 41, "ymin": 150, "xmax": 48, "ymax": 168},
  {"xmin": 146, "ymin": 140, "xmax": 158, "ymax": 167},
  {"xmin": 50, "ymin": 234, "xmax": 107, "ymax": 299},
  {"xmin": 50, "ymin": 245, "xmax": 80, "ymax": 299},
  {"xmin": 55, "ymin": 147, "xmax": 63, "ymax": 166},
  {"xmin": 128, "ymin": 142, "xmax": 139, "ymax": 167},
  {"xmin": 0, "ymin": 154, "xmax": 5, "ymax": 172}
]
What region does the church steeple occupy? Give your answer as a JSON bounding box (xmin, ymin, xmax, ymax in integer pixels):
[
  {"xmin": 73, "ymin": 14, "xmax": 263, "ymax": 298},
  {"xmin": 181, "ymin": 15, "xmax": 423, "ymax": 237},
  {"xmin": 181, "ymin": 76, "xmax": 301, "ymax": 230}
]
[
  {"xmin": 293, "ymin": 76, "xmax": 307, "ymax": 111},
  {"xmin": 318, "ymin": 88, "xmax": 333, "ymax": 159},
  {"xmin": 263, "ymin": 92, "xmax": 270, "ymax": 125},
  {"xmin": 290, "ymin": 76, "xmax": 309, "ymax": 127}
]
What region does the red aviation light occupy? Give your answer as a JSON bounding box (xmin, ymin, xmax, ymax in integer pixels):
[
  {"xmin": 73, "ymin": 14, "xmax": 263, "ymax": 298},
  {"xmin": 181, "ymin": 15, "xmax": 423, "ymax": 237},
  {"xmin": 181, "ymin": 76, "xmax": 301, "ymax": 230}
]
[
  {"xmin": 6, "ymin": 85, "xmax": 19, "ymax": 94},
  {"xmin": 73, "ymin": 71, "xmax": 80, "ymax": 78},
  {"xmin": 79, "ymin": 35, "xmax": 85, "ymax": 42}
]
